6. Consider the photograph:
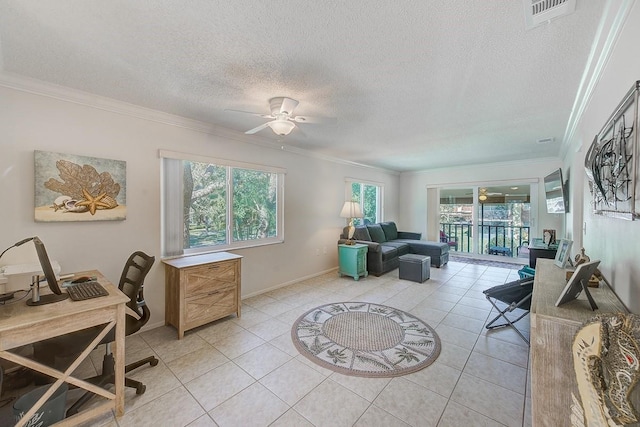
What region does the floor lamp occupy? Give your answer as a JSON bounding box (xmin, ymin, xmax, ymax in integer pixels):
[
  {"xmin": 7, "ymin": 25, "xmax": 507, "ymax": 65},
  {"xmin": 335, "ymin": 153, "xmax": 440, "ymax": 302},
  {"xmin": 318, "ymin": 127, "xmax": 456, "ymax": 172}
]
[{"xmin": 340, "ymin": 201, "xmax": 363, "ymax": 244}]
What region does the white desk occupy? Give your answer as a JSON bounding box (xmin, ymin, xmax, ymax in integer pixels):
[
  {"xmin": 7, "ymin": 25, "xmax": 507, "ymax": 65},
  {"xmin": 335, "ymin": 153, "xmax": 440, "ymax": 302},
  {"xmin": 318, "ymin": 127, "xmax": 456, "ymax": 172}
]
[{"xmin": 0, "ymin": 269, "xmax": 128, "ymax": 426}]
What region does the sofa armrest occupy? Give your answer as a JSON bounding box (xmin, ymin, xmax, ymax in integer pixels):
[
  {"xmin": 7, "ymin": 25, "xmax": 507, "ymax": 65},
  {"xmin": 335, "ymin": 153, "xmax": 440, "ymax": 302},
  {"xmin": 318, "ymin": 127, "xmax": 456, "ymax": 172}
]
[
  {"xmin": 355, "ymin": 240, "xmax": 381, "ymax": 252},
  {"xmin": 397, "ymin": 231, "xmax": 422, "ymax": 240},
  {"xmin": 338, "ymin": 240, "xmax": 381, "ymax": 252}
]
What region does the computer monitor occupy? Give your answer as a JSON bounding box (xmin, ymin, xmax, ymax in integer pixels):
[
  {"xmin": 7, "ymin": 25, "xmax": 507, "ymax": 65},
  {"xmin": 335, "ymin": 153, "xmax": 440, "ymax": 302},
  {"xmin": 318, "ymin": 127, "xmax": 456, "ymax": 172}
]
[{"xmin": 28, "ymin": 236, "xmax": 69, "ymax": 306}]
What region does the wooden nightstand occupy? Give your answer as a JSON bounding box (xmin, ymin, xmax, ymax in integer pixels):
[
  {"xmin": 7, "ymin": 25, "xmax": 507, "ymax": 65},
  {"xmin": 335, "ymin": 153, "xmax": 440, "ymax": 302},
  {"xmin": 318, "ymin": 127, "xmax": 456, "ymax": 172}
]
[{"xmin": 338, "ymin": 243, "xmax": 368, "ymax": 281}]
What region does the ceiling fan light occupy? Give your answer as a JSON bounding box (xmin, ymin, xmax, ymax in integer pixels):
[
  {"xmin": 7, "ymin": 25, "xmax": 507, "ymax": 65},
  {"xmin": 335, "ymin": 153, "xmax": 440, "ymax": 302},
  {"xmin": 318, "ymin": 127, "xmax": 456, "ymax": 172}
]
[
  {"xmin": 479, "ymin": 194, "xmax": 487, "ymax": 201},
  {"xmin": 268, "ymin": 120, "xmax": 295, "ymax": 136}
]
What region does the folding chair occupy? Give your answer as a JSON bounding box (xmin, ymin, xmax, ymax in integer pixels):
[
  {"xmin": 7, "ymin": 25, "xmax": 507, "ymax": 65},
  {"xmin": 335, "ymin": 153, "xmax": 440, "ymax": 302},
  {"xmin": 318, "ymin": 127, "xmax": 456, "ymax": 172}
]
[{"xmin": 483, "ymin": 276, "xmax": 534, "ymax": 345}]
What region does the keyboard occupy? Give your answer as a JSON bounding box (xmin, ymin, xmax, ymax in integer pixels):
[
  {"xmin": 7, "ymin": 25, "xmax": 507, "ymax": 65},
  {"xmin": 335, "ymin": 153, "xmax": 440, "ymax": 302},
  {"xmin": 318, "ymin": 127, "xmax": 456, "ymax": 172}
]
[{"xmin": 66, "ymin": 280, "xmax": 109, "ymax": 301}]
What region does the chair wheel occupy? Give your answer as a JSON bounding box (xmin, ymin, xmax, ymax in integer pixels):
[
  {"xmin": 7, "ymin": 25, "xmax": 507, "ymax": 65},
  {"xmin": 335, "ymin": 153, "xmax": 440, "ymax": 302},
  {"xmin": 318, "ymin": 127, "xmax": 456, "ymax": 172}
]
[
  {"xmin": 150, "ymin": 358, "xmax": 159, "ymax": 367},
  {"xmin": 136, "ymin": 384, "xmax": 146, "ymax": 395}
]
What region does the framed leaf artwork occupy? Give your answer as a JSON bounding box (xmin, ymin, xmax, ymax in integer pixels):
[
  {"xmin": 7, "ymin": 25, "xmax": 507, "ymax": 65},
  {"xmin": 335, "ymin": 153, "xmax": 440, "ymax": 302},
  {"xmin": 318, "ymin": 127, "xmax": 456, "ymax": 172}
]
[{"xmin": 34, "ymin": 151, "xmax": 126, "ymax": 222}]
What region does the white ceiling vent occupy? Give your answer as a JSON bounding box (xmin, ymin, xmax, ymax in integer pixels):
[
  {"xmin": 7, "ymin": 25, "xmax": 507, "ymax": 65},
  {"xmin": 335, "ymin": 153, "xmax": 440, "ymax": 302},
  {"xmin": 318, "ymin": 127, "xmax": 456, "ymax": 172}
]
[{"xmin": 524, "ymin": 0, "xmax": 576, "ymax": 29}]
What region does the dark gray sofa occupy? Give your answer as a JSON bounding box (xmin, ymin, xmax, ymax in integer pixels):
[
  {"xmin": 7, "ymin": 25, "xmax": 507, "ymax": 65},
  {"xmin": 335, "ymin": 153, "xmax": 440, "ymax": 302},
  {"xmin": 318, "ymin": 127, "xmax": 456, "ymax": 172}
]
[{"xmin": 338, "ymin": 221, "xmax": 449, "ymax": 276}]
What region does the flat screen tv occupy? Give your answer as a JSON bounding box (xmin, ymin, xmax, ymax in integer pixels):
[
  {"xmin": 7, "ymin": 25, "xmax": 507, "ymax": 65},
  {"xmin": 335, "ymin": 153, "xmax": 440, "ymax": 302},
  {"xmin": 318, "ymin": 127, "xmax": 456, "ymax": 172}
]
[{"xmin": 544, "ymin": 168, "xmax": 568, "ymax": 214}]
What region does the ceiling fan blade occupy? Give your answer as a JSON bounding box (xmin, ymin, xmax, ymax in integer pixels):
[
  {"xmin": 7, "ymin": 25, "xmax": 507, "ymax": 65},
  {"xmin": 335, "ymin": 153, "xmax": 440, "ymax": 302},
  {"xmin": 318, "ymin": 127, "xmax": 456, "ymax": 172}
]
[
  {"xmin": 279, "ymin": 98, "xmax": 299, "ymax": 115},
  {"xmin": 292, "ymin": 115, "xmax": 337, "ymax": 125},
  {"xmin": 225, "ymin": 109, "xmax": 273, "ymax": 119},
  {"xmin": 245, "ymin": 122, "xmax": 272, "ymax": 135}
]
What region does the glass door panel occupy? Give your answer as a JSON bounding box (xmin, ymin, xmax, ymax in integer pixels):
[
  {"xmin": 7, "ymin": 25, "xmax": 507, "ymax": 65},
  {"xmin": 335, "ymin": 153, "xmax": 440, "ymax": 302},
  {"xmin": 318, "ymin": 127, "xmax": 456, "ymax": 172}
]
[
  {"xmin": 439, "ymin": 188, "xmax": 475, "ymax": 253},
  {"xmin": 440, "ymin": 184, "xmax": 532, "ymax": 257},
  {"xmin": 478, "ymin": 185, "xmax": 531, "ymax": 257}
]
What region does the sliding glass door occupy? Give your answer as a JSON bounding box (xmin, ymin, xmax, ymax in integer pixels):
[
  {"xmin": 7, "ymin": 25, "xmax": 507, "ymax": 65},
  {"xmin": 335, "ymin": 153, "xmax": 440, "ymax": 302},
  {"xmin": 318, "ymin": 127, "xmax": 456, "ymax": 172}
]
[
  {"xmin": 439, "ymin": 184, "xmax": 533, "ymax": 258},
  {"xmin": 439, "ymin": 187, "xmax": 475, "ymax": 253}
]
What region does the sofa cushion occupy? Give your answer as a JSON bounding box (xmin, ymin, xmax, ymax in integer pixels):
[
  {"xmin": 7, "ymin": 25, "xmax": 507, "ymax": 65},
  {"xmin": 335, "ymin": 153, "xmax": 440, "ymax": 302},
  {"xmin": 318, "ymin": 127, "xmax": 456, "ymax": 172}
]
[
  {"xmin": 353, "ymin": 226, "xmax": 372, "ymax": 241},
  {"xmin": 379, "ymin": 245, "xmax": 397, "ymax": 262},
  {"xmin": 382, "ymin": 241, "xmax": 410, "ymax": 256},
  {"xmin": 380, "ymin": 222, "xmax": 398, "ymax": 241},
  {"xmin": 367, "ymin": 224, "xmax": 387, "ymax": 243}
]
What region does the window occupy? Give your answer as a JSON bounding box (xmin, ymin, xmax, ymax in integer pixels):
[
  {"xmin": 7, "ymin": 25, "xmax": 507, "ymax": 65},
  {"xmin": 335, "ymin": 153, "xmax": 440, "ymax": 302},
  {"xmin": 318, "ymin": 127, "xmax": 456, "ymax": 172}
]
[
  {"xmin": 346, "ymin": 179, "xmax": 382, "ymax": 225},
  {"xmin": 161, "ymin": 151, "xmax": 284, "ymax": 256}
]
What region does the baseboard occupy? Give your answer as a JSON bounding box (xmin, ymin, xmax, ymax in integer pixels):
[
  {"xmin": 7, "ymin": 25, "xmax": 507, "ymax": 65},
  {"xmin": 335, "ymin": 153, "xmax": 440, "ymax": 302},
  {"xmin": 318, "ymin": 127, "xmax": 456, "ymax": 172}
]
[{"xmin": 241, "ymin": 267, "xmax": 339, "ymax": 299}]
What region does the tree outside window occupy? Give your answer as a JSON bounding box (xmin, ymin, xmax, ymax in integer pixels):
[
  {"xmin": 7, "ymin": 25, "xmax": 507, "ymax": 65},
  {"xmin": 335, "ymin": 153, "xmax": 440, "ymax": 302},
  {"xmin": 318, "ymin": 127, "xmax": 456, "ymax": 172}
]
[
  {"xmin": 182, "ymin": 160, "xmax": 281, "ymax": 251},
  {"xmin": 349, "ymin": 181, "xmax": 381, "ymax": 225}
]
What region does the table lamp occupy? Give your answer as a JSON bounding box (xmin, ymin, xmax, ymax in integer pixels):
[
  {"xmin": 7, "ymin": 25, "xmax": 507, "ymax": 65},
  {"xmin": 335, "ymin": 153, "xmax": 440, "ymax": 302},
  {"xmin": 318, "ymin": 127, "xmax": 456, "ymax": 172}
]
[{"xmin": 340, "ymin": 201, "xmax": 363, "ymax": 244}]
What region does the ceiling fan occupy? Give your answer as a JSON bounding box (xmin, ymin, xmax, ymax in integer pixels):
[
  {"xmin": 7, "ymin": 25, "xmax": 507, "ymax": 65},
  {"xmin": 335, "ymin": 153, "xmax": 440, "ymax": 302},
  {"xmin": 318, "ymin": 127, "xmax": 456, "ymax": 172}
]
[
  {"xmin": 464, "ymin": 188, "xmax": 503, "ymax": 201},
  {"xmin": 225, "ymin": 97, "xmax": 336, "ymax": 136}
]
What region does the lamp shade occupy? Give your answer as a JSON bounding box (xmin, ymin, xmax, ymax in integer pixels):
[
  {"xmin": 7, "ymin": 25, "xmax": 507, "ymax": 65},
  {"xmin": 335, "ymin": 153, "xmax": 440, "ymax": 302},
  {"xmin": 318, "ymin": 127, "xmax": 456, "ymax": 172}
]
[
  {"xmin": 340, "ymin": 201, "xmax": 363, "ymax": 219},
  {"xmin": 268, "ymin": 119, "xmax": 295, "ymax": 136}
]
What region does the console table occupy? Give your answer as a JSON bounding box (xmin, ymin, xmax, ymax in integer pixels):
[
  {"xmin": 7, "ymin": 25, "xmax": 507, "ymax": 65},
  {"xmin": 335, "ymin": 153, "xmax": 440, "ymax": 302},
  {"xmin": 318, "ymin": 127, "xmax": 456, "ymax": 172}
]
[
  {"xmin": 530, "ymin": 259, "xmax": 631, "ymax": 426},
  {"xmin": 163, "ymin": 252, "xmax": 242, "ymax": 339}
]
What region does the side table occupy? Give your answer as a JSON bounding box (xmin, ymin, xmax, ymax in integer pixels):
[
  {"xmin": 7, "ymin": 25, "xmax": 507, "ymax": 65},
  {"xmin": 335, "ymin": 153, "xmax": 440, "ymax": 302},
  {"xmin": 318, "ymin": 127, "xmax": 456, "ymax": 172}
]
[{"xmin": 338, "ymin": 243, "xmax": 368, "ymax": 281}]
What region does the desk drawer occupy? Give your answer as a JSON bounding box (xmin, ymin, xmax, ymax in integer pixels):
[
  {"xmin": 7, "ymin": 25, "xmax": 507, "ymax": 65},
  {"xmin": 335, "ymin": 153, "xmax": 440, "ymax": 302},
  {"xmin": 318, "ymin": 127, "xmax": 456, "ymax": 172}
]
[
  {"xmin": 184, "ymin": 261, "xmax": 237, "ymax": 296},
  {"xmin": 184, "ymin": 285, "xmax": 237, "ymax": 325}
]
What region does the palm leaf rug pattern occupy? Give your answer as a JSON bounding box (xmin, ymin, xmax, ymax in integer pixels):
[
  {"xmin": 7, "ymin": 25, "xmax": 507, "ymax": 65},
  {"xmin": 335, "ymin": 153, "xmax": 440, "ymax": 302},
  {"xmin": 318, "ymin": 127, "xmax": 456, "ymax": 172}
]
[{"xmin": 291, "ymin": 302, "xmax": 441, "ymax": 377}]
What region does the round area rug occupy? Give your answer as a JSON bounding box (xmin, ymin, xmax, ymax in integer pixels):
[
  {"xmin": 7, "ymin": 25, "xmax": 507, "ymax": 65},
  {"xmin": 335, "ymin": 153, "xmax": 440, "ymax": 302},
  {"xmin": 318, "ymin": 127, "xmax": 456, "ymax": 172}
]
[{"xmin": 291, "ymin": 302, "xmax": 441, "ymax": 377}]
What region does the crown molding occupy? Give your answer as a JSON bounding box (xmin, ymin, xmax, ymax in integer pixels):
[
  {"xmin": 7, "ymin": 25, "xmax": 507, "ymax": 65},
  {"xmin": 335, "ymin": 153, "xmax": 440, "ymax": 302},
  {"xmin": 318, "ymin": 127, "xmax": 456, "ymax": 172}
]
[
  {"xmin": 0, "ymin": 71, "xmax": 397, "ymax": 175},
  {"xmin": 403, "ymin": 156, "xmax": 561, "ymax": 177},
  {"xmin": 561, "ymin": 0, "xmax": 635, "ymax": 158}
]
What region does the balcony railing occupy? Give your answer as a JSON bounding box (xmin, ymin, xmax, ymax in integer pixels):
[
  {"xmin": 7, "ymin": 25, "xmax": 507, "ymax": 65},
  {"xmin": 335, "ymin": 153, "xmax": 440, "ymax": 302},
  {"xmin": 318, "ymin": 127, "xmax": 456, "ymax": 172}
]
[{"xmin": 441, "ymin": 223, "xmax": 530, "ymax": 258}]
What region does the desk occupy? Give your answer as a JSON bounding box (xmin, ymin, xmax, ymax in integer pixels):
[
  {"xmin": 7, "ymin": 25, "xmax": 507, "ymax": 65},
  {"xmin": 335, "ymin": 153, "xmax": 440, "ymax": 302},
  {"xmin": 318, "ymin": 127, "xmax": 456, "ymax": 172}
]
[
  {"xmin": 528, "ymin": 245, "xmax": 557, "ymax": 268},
  {"xmin": 0, "ymin": 270, "xmax": 128, "ymax": 426}
]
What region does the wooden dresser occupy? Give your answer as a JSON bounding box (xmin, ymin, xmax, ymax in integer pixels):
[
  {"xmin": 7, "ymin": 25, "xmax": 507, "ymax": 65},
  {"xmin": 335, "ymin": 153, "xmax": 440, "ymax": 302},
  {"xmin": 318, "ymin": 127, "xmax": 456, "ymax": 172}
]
[
  {"xmin": 530, "ymin": 259, "xmax": 630, "ymax": 426},
  {"xmin": 163, "ymin": 252, "xmax": 242, "ymax": 339}
]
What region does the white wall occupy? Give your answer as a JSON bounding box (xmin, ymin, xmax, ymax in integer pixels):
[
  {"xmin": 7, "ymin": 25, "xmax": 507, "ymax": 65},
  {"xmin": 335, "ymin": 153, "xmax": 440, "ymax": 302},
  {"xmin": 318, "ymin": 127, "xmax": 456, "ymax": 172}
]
[
  {"xmin": 565, "ymin": 1, "xmax": 640, "ymax": 313},
  {"xmin": 398, "ymin": 158, "xmax": 565, "ymax": 242},
  {"xmin": 0, "ymin": 83, "xmax": 399, "ymax": 329}
]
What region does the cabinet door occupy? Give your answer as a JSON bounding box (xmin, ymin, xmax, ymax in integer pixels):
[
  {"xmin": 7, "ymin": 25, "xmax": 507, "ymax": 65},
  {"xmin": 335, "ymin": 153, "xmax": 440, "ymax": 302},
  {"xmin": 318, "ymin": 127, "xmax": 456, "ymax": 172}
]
[
  {"xmin": 185, "ymin": 261, "xmax": 237, "ymax": 296},
  {"xmin": 357, "ymin": 247, "xmax": 367, "ymax": 273},
  {"xmin": 184, "ymin": 285, "xmax": 237, "ymax": 326}
]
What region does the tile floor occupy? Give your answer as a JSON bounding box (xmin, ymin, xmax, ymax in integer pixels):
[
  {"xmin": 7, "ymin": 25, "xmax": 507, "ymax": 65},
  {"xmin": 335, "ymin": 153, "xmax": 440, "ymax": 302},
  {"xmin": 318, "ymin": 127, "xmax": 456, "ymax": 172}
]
[{"xmin": 82, "ymin": 260, "xmax": 532, "ymax": 427}]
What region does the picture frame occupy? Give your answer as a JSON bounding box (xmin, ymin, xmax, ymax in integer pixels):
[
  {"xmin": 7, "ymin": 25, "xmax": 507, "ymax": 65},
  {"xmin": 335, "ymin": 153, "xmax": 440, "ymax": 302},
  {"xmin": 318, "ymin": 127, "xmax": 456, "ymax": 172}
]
[
  {"xmin": 555, "ymin": 260, "xmax": 601, "ymax": 309},
  {"xmin": 554, "ymin": 239, "xmax": 573, "ymax": 268},
  {"xmin": 35, "ymin": 151, "xmax": 126, "ymax": 222},
  {"xmin": 543, "ymin": 229, "xmax": 556, "ymax": 246}
]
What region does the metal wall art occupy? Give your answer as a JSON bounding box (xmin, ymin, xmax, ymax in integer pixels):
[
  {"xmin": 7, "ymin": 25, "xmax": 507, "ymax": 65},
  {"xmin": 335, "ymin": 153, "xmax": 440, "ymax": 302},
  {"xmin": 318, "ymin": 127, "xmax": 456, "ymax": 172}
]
[
  {"xmin": 34, "ymin": 151, "xmax": 126, "ymax": 222},
  {"xmin": 585, "ymin": 81, "xmax": 640, "ymax": 220}
]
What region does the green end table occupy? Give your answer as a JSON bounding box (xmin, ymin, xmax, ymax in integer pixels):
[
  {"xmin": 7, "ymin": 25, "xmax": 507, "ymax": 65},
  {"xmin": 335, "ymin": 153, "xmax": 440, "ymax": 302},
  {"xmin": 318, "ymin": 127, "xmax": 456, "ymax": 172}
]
[{"xmin": 338, "ymin": 243, "xmax": 368, "ymax": 281}]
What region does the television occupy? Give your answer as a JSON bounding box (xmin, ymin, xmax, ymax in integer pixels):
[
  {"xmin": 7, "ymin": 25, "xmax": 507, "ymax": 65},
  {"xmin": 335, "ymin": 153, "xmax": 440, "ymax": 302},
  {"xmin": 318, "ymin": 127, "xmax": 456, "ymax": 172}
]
[
  {"xmin": 28, "ymin": 236, "xmax": 69, "ymax": 306},
  {"xmin": 544, "ymin": 168, "xmax": 568, "ymax": 214}
]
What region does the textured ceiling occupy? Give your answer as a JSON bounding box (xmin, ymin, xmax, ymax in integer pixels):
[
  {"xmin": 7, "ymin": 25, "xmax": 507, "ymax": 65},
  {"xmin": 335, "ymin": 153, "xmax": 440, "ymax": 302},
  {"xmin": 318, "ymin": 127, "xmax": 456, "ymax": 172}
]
[{"xmin": 0, "ymin": 1, "xmax": 607, "ymax": 171}]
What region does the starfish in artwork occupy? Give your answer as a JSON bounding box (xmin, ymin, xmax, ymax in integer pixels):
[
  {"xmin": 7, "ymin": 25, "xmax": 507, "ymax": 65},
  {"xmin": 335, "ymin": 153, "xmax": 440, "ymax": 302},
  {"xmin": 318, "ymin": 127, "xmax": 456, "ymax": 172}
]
[{"xmin": 76, "ymin": 189, "xmax": 110, "ymax": 215}]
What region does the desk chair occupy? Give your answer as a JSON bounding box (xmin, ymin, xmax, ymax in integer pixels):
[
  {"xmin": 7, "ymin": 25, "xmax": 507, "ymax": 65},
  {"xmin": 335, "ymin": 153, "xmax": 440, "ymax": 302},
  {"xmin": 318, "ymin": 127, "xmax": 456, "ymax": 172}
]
[{"xmin": 34, "ymin": 251, "xmax": 158, "ymax": 416}]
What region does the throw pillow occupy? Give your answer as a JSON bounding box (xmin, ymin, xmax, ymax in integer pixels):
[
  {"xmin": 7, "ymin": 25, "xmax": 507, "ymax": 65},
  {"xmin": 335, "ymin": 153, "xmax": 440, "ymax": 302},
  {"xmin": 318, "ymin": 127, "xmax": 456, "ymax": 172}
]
[
  {"xmin": 367, "ymin": 224, "xmax": 387, "ymax": 243},
  {"xmin": 353, "ymin": 226, "xmax": 372, "ymax": 241},
  {"xmin": 380, "ymin": 222, "xmax": 398, "ymax": 240}
]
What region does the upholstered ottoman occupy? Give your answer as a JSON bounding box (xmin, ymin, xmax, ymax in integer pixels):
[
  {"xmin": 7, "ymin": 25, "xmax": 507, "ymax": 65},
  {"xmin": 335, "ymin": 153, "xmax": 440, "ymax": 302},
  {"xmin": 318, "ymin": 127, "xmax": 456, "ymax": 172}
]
[{"xmin": 398, "ymin": 254, "xmax": 430, "ymax": 282}]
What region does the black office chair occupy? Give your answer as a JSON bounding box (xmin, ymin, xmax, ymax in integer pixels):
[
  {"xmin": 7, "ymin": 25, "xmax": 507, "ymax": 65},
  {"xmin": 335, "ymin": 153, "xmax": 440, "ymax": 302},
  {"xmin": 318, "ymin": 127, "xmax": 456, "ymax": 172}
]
[{"xmin": 34, "ymin": 251, "xmax": 158, "ymax": 416}]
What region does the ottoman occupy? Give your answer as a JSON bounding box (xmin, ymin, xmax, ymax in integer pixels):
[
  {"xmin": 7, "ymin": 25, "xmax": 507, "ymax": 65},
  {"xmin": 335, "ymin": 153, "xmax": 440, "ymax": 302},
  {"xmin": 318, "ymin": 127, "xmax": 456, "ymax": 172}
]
[{"xmin": 399, "ymin": 254, "xmax": 430, "ymax": 283}]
